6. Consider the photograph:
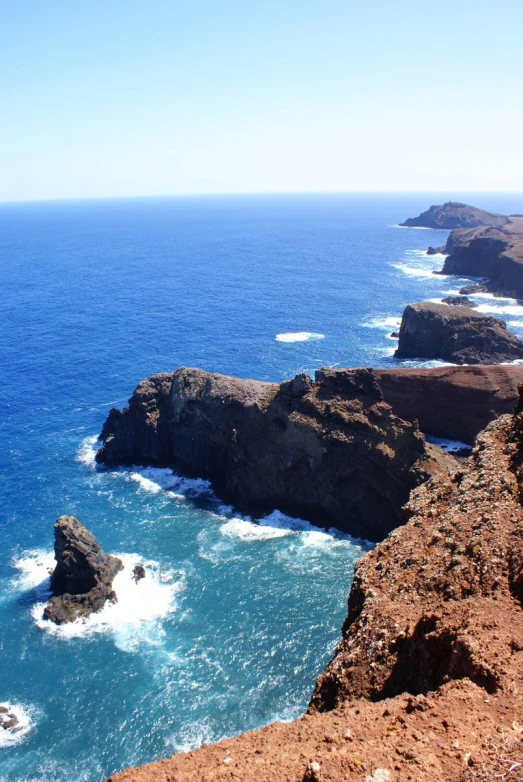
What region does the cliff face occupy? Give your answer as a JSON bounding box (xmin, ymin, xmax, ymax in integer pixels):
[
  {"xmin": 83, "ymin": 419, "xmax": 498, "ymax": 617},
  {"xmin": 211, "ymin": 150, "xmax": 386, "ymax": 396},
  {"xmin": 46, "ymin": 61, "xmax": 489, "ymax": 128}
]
[
  {"xmin": 394, "ymin": 302, "xmax": 523, "ymax": 365},
  {"xmin": 375, "ymin": 365, "xmax": 523, "ymax": 444},
  {"xmin": 97, "ymin": 367, "xmax": 455, "ymax": 541},
  {"xmin": 108, "ymin": 392, "xmax": 523, "ymax": 782},
  {"xmin": 400, "ymin": 202, "xmax": 507, "ymax": 230},
  {"xmin": 441, "ymin": 217, "xmax": 523, "ymax": 298}
]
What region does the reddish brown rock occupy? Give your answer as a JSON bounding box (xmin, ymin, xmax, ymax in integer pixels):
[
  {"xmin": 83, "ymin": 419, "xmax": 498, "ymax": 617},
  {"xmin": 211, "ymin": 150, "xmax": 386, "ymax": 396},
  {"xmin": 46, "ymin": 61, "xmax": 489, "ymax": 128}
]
[
  {"xmin": 400, "ymin": 202, "xmax": 507, "ymax": 230},
  {"xmin": 107, "ymin": 394, "xmax": 523, "ymax": 782}
]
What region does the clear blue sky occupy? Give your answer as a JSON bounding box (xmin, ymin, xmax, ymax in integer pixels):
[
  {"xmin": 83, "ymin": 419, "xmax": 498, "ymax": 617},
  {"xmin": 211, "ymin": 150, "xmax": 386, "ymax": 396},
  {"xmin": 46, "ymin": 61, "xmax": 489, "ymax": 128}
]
[{"xmin": 1, "ymin": 0, "xmax": 522, "ymax": 201}]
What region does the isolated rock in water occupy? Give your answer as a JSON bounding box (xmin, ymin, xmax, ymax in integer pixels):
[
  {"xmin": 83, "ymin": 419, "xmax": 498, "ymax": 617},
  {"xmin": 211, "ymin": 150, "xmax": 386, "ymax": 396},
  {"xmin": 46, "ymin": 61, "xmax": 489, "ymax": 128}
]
[
  {"xmin": 132, "ymin": 564, "xmax": 146, "ymax": 583},
  {"xmin": 400, "ymin": 201, "xmax": 507, "ymax": 229},
  {"xmin": 0, "ymin": 706, "xmax": 20, "ymax": 732},
  {"xmin": 426, "ymin": 245, "xmax": 446, "ymax": 255},
  {"xmin": 43, "ymin": 516, "xmax": 123, "ymax": 625},
  {"xmin": 459, "ymin": 282, "xmax": 488, "ymax": 295},
  {"xmin": 441, "ymin": 295, "xmax": 478, "ymax": 308},
  {"xmin": 394, "ymin": 302, "xmax": 523, "ymax": 365}
]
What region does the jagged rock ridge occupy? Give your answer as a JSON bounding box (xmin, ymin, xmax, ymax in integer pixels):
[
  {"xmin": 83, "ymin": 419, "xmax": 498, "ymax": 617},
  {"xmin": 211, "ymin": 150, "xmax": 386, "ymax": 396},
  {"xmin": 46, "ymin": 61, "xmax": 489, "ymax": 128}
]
[
  {"xmin": 394, "ymin": 301, "xmax": 523, "ymax": 365},
  {"xmin": 97, "ymin": 367, "xmax": 456, "ymax": 542},
  {"xmin": 43, "ymin": 515, "xmax": 123, "ymax": 625}
]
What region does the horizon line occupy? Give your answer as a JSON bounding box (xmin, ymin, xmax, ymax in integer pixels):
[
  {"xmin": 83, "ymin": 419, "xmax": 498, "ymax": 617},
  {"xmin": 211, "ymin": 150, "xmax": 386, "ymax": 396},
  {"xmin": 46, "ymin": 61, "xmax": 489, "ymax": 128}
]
[{"xmin": 2, "ymin": 188, "xmax": 523, "ymax": 207}]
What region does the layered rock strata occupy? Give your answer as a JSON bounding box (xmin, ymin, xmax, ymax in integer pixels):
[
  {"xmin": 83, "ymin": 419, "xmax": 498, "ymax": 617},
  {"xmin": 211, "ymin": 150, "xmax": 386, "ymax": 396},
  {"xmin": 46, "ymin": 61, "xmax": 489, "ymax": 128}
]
[
  {"xmin": 400, "ymin": 202, "xmax": 507, "ymax": 230},
  {"xmin": 108, "ymin": 389, "xmax": 523, "ymax": 782},
  {"xmin": 43, "ymin": 515, "xmax": 123, "ymax": 624},
  {"xmin": 97, "ymin": 368, "xmax": 456, "ymax": 542},
  {"xmin": 394, "ymin": 302, "xmax": 523, "ymax": 365}
]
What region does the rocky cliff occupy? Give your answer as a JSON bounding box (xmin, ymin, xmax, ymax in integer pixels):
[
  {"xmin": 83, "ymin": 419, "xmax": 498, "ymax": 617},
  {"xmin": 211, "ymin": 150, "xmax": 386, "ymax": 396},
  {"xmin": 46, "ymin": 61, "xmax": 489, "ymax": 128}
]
[
  {"xmin": 394, "ymin": 302, "xmax": 523, "ymax": 365},
  {"xmin": 108, "ymin": 388, "xmax": 523, "ymax": 782},
  {"xmin": 441, "ymin": 217, "xmax": 523, "ymax": 298},
  {"xmin": 43, "ymin": 515, "xmax": 123, "ymax": 624},
  {"xmin": 400, "ymin": 202, "xmax": 507, "ymax": 230},
  {"xmin": 97, "ymin": 368, "xmax": 455, "ymax": 542}
]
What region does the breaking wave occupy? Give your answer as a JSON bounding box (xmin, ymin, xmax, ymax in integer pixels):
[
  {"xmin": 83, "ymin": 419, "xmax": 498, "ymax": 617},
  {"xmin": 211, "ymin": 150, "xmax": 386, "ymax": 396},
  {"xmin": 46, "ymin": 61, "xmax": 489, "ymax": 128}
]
[
  {"xmin": 0, "ymin": 703, "xmax": 35, "ymax": 749},
  {"xmin": 275, "ymin": 332, "xmax": 325, "ymax": 343}
]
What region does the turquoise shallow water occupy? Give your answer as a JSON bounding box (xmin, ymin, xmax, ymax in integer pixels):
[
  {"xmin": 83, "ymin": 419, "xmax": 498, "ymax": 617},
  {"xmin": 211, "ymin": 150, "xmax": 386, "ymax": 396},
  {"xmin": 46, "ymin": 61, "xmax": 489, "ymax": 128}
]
[{"xmin": 1, "ymin": 193, "xmax": 522, "ymax": 780}]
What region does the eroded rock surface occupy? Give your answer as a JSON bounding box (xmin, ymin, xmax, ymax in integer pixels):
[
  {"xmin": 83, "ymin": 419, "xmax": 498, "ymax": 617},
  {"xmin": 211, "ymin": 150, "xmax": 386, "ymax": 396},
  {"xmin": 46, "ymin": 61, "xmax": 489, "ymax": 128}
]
[
  {"xmin": 97, "ymin": 367, "xmax": 456, "ymax": 541},
  {"xmin": 43, "ymin": 516, "xmax": 123, "ymax": 624},
  {"xmin": 394, "ymin": 302, "xmax": 523, "ymax": 365},
  {"xmin": 0, "ymin": 706, "xmax": 20, "ymax": 732},
  {"xmin": 107, "ymin": 391, "xmax": 523, "ymax": 782}
]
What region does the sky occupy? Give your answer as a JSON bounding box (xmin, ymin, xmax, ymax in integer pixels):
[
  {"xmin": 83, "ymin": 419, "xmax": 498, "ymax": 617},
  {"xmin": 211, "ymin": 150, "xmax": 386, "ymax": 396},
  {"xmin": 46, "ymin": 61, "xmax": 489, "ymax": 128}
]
[{"xmin": 1, "ymin": 0, "xmax": 523, "ymax": 201}]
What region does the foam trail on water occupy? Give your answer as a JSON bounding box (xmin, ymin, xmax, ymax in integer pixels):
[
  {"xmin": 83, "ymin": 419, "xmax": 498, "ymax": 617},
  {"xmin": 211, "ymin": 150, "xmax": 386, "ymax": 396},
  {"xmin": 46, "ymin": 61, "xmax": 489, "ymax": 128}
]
[
  {"xmin": 12, "ymin": 551, "xmax": 182, "ymax": 651},
  {"xmin": 76, "ymin": 435, "xmax": 99, "ymax": 468},
  {"xmin": 0, "ymin": 703, "xmax": 35, "ymax": 748},
  {"xmin": 275, "ymin": 332, "xmax": 325, "ymax": 343},
  {"xmin": 361, "ymin": 316, "xmax": 401, "ymax": 330},
  {"xmin": 392, "ymin": 263, "xmax": 448, "ymax": 279},
  {"xmin": 220, "ymin": 518, "xmax": 292, "ymax": 541}
]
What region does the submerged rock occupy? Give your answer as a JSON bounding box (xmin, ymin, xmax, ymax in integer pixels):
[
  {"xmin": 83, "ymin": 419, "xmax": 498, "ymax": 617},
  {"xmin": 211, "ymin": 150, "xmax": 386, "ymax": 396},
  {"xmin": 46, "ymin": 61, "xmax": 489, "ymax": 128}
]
[
  {"xmin": 441, "ymin": 295, "xmax": 478, "ymax": 308},
  {"xmin": 43, "ymin": 516, "xmax": 123, "ymax": 625},
  {"xmin": 0, "ymin": 706, "xmax": 20, "ymax": 732},
  {"xmin": 394, "ymin": 301, "xmax": 523, "ymax": 365}
]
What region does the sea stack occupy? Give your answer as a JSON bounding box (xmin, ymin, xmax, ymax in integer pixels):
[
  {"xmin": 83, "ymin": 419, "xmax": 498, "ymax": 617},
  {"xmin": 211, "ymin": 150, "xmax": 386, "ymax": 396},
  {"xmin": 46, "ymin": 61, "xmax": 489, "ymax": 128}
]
[
  {"xmin": 43, "ymin": 515, "xmax": 123, "ymax": 625},
  {"xmin": 394, "ymin": 302, "xmax": 523, "ymax": 365}
]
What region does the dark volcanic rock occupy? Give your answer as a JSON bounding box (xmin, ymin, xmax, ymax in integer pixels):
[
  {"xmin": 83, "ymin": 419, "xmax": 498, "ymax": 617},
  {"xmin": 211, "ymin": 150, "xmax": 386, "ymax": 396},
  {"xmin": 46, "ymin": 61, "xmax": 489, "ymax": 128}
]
[
  {"xmin": 426, "ymin": 245, "xmax": 446, "ymax": 255},
  {"xmin": 394, "ymin": 302, "xmax": 523, "ymax": 365},
  {"xmin": 441, "ymin": 295, "xmax": 478, "ymax": 308},
  {"xmin": 459, "ymin": 283, "xmax": 488, "ymax": 295},
  {"xmin": 132, "ymin": 564, "xmax": 146, "ymax": 583},
  {"xmin": 43, "ymin": 516, "xmax": 123, "ymax": 625},
  {"xmin": 441, "ymin": 217, "xmax": 523, "ymax": 298},
  {"xmin": 97, "ymin": 367, "xmax": 456, "ymax": 541},
  {"xmin": 400, "ymin": 201, "xmax": 507, "ymax": 229},
  {"xmin": 0, "ymin": 706, "xmax": 20, "ymax": 732}
]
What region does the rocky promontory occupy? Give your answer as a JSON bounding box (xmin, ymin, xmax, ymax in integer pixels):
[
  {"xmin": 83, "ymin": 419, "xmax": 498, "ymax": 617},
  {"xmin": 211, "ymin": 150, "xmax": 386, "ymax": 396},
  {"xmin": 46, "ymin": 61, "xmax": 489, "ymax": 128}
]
[
  {"xmin": 108, "ymin": 386, "xmax": 523, "ymax": 782},
  {"xmin": 400, "ymin": 202, "xmax": 508, "ymax": 230},
  {"xmin": 97, "ymin": 368, "xmax": 456, "ymax": 542},
  {"xmin": 43, "ymin": 515, "xmax": 123, "ymax": 625},
  {"xmin": 441, "ymin": 216, "xmax": 523, "ymax": 298},
  {"xmin": 394, "ymin": 302, "xmax": 523, "ymax": 365}
]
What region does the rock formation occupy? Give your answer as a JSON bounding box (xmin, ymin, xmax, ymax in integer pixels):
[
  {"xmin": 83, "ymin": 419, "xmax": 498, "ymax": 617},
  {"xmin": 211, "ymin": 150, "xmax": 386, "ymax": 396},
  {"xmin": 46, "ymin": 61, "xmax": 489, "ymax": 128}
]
[
  {"xmin": 0, "ymin": 706, "xmax": 20, "ymax": 732},
  {"xmin": 43, "ymin": 515, "xmax": 123, "ymax": 625},
  {"xmin": 426, "ymin": 245, "xmax": 446, "ymax": 255},
  {"xmin": 394, "ymin": 302, "xmax": 523, "ymax": 365},
  {"xmin": 441, "ymin": 216, "xmax": 523, "ymax": 298},
  {"xmin": 107, "ymin": 388, "xmax": 523, "ymax": 782},
  {"xmin": 400, "ymin": 202, "xmax": 508, "ymax": 230},
  {"xmin": 374, "ymin": 365, "xmax": 523, "ymax": 444},
  {"xmin": 97, "ymin": 367, "xmax": 456, "ymax": 542},
  {"xmin": 441, "ymin": 295, "xmax": 477, "ymax": 309}
]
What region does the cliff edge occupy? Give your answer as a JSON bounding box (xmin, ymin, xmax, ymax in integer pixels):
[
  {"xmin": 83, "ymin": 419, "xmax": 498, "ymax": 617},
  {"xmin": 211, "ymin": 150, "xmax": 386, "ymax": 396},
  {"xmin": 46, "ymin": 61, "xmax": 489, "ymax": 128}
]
[
  {"xmin": 400, "ymin": 202, "xmax": 507, "ymax": 230},
  {"xmin": 107, "ymin": 388, "xmax": 523, "ymax": 782}
]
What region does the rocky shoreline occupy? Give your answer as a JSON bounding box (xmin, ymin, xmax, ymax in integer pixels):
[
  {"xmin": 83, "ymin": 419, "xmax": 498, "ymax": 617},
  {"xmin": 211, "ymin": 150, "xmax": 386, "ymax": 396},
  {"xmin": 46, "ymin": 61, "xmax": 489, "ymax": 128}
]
[{"xmin": 108, "ymin": 382, "xmax": 523, "ymax": 782}]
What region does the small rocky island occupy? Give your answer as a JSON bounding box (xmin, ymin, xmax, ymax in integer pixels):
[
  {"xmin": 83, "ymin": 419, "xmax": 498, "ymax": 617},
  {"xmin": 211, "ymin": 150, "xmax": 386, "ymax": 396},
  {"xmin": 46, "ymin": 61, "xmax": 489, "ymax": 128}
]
[
  {"xmin": 400, "ymin": 201, "xmax": 508, "ymax": 229},
  {"xmin": 0, "ymin": 706, "xmax": 20, "ymax": 733},
  {"xmin": 43, "ymin": 515, "xmax": 123, "ymax": 625},
  {"xmin": 394, "ymin": 302, "xmax": 523, "ymax": 365}
]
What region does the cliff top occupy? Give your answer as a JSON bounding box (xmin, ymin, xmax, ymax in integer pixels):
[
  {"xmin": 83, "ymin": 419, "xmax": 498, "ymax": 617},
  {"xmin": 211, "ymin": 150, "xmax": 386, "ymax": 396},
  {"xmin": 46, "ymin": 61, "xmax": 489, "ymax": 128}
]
[
  {"xmin": 401, "ymin": 202, "xmax": 508, "ymax": 229},
  {"xmin": 448, "ymin": 215, "xmax": 523, "ymax": 266}
]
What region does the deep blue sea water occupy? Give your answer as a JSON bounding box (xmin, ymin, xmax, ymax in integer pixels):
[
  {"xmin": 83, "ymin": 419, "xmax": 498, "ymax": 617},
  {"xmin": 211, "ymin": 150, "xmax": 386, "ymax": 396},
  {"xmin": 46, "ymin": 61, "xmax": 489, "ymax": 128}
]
[{"xmin": 1, "ymin": 193, "xmax": 523, "ymax": 781}]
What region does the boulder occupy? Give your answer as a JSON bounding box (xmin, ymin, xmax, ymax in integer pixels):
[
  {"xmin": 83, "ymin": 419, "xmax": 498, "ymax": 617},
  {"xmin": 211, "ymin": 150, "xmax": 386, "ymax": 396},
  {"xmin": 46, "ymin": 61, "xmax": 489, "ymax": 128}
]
[
  {"xmin": 0, "ymin": 706, "xmax": 20, "ymax": 732},
  {"xmin": 43, "ymin": 516, "xmax": 123, "ymax": 625},
  {"xmin": 394, "ymin": 302, "xmax": 523, "ymax": 365},
  {"xmin": 441, "ymin": 295, "xmax": 478, "ymax": 308}
]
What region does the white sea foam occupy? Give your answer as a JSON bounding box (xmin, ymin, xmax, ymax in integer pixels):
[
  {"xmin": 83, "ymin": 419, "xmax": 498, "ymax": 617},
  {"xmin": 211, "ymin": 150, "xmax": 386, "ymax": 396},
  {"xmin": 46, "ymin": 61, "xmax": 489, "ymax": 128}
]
[
  {"xmin": 126, "ymin": 467, "xmax": 213, "ymax": 501},
  {"xmin": 220, "ymin": 517, "xmax": 291, "ymax": 541},
  {"xmin": 75, "ymin": 435, "xmax": 99, "ymax": 468},
  {"xmin": 474, "ymin": 301, "xmax": 523, "ymax": 317},
  {"xmin": 0, "ymin": 703, "xmax": 35, "ymax": 748},
  {"xmin": 391, "ymin": 263, "xmax": 448, "ymax": 279},
  {"xmin": 12, "ymin": 551, "xmax": 182, "ymax": 651},
  {"xmin": 275, "ymin": 332, "xmax": 325, "ymax": 343},
  {"xmin": 392, "ymin": 224, "xmax": 433, "ymax": 230},
  {"xmin": 362, "ymin": 316, "xmax": 401, "ymax": 330},
  {"xmin": 425, "ymin": 435, "xmax": 471, "ymax": 454}
]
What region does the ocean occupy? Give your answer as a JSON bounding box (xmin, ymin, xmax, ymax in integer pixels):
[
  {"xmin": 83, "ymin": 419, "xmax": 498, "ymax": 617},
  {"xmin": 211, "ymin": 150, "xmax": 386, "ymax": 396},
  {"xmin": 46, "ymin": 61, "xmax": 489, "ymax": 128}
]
[{"xmin": 1, "ymin": 193, "xmax": 522, "ymax": 781}]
